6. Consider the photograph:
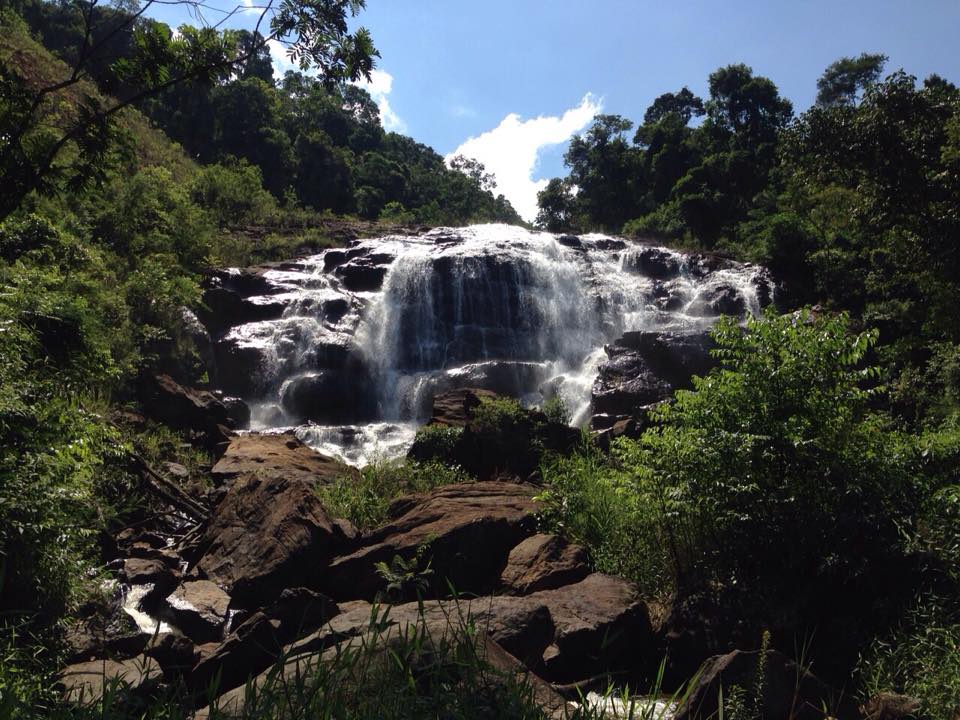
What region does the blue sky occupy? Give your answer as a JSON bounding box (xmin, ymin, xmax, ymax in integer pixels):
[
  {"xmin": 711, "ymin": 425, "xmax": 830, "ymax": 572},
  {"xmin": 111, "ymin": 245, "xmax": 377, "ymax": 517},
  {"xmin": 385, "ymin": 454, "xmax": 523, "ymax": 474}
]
[{"xmin": 148, "ymin": 1, "xmax": 960, "ymax": 220}]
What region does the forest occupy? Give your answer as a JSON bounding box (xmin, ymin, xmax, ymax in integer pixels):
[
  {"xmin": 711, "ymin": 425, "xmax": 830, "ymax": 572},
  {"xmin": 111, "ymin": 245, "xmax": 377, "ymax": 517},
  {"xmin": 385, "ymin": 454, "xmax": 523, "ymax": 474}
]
[{"xmin": 0, "ymin": 1, "xmax": 958, "ymax": 719}]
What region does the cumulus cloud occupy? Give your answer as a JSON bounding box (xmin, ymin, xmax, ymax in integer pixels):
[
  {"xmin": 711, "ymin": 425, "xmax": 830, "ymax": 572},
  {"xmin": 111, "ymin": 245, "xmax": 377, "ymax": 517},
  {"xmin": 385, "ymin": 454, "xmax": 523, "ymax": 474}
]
[
  {"xmin": 353, "ymin": 69, "xmax": 407, "ymax": 133},
  {"xmin": 267, "ymin": 39, "xmax": 299, "ymax": 78},
  {"xmin": 447, "ymin": 94, "xmax": 602, "ymax": 223}
]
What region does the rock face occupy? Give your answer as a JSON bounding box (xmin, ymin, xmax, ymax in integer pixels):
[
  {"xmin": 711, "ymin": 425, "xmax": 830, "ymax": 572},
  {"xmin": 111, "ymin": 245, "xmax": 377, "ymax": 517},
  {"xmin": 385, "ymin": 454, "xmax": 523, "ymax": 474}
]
[
  {"xmin": 58, "ymin": 655, "xmax": 162, "ymax": 703},
  {"xmin": 424, "ymin": 387, "xmax": 499, "ymax": 427},
  {"xmin": 674, "ymin": 649, "xmax": 860, "ymax": 720},
  {"xmin": 210, "ymin": 433, "xmax": 355, "ymax": 486},
  {"xmin": 197, "ymin": 474, "xmax": 357, "ymax": 607},
  {"xmin": 500, "ymin": 534, "xmax": 590, "ymax": 595},
  {"xmin": 592, "ymin": 330, "xmax": 715, "ymax": 417},
  {"xmin": 327, "ymin": 482, "xmax": 541, "ymax": 600}
]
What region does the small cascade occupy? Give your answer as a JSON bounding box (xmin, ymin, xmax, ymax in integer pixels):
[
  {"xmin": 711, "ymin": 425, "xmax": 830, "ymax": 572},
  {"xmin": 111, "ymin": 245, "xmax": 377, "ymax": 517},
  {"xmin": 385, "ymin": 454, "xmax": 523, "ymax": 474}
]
[{"xmin": 212, "ymin": 224, "xmax": 775, "ymax": 464}]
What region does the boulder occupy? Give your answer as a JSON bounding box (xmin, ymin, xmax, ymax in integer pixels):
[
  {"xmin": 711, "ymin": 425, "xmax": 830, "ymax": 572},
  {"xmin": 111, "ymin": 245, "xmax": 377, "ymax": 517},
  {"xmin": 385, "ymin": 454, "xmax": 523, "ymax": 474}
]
[
  {"xmin": 121, "ymin": 558, "xmax": 180, "ymax": 598},
  {"xmin": 528, "ymin": 573, "xmax": 652, "ymax": 683},
  {"xmin": 674, "ymin": 648, "xmax": 860, "ymax": 720},
  {"xmin": 58, "ymin": 655, "xmax": 162, "ymax": 704},
  {"xmin": 197, "ymin": 608, "xmax": 569, "ymax": 720},
  {"xmin": 625, "ymin": 247, "xmax": 682, "ymax": 279},
  {"xmin": 326, "ymin": 482, "xmax": 541, "ymax": 600},
  {"xmin": 138, "ymin": 374, "xmax": 235, "ymax": 451},
  {"xmin": 143, "ymin": 630, "xmax": 196, "ymax": 678},
  {"xmin": 592, "ymin": 331, "xmax": 714, "ymax": 416},
  {"xmin": 860, "ymin": 693, "xmax": 922, "ymax": 720},
  {"xmin": 210, "ymin": 433, "xmax": 355, "ymax": 486},
  {"xmin": 197, "ymin": 473, "xmax": 357, "ymax": 607},
  {"xmin": 501, "ymin": 534, "xmax": 590, "ymax": 595},
  {"xmin": 189, "ymin": 588, "xmax": 338, "ymax": 695},
  {"xmin": 688, "ymin": 283, "xmax": 747, "ymax": 317},
  {"xmin": 162, "ymin": 580, "xmax": 231, "ymax": 644}
]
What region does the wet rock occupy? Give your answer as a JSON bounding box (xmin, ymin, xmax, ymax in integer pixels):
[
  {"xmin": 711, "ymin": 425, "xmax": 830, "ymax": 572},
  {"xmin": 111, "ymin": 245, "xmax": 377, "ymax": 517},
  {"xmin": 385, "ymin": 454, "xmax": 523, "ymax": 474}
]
[
  {"xmin": 557, "ymin": 234, "xmax": 583, "ymax": 249},
  {"xmin": 58, "ymin": 655, "xmax": 162, "ymax": 704},
  {"xmin": 211, "ymin": 337, "xmax": 267, "ymax": 397},
  {"xmin": 689, "ymin": 284, "xmax": 747, "ymax": 317},
  {"xmin": 122, "ymin": 558, "xmax": 180, "ymax": 596},
  {"xmin": 625, "ymin": 247, "xmax": 682, "ymax": 279},
  {"xmin": 210, "ymin": 433, "xmax": 355, "ymax": 486},
  {"xmin": 279, "ymin": 370, "xmax": 376, "ymax": 424},
  {"xmin": 197, "ymin": 473, "xmax": 357, "ymax": 607},
  {"xmin": 592, "ymin": 331, "xmax": 714, "ymax": 416},
  {"xmin": 334, "ymin": 255, "xmax": 392, "ymax": 291},
  {"xmin": 327, "ymin": 482, "xmax": 541, "ymax": 600},
  {"xmin": 201, "ymin": 286, "xmax": 287, "ymax": 334},
  {"xmin": 501, "ymin": 534, "xmax": 590, "ymax": 595},
  {"xmin": 219, "ymin": 395, "xmax": 251, "ymax": 430},
  {"xmin": 64, "ymin": 594, "xmax": 149, "ymax": 663},
  {"xmin": 163, "ymin": 580, "xmax": 231, "ymax": 644},
  {"xmin": 189, "ymin": 588, "xmax": 338, "ymax": 695},
  {"xmin": 443, "ymin": 360, "xmax": 549, "ymax": 399},
  {"xmin": 674, "ymin": 648, "xmax": 859, "ymax": 720}
]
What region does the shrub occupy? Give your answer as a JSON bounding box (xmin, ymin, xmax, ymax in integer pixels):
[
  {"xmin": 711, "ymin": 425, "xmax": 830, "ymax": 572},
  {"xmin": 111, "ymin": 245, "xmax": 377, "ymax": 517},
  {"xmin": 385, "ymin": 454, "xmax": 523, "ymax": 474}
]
[
  {"xmin": 541, "ymin": 395, "xmax": 570, "ymax": 425},
  {"xmin": 636, "ymin": 308, "xmax": 920, "ymax": 593},
  {"xmin": 408, "ymin": 424, "xmax": 463, "ymax": 463},
  {"xmin": 537, "ymin": 443, "xmax": 672, "ymax": 598}
]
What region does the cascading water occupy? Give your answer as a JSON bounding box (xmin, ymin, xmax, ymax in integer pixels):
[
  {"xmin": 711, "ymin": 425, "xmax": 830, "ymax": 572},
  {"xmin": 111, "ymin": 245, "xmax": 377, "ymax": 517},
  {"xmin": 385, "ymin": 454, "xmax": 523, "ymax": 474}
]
[{"xmin": 212, "ymin": 224, "xmax": 774, "ymax": 465}]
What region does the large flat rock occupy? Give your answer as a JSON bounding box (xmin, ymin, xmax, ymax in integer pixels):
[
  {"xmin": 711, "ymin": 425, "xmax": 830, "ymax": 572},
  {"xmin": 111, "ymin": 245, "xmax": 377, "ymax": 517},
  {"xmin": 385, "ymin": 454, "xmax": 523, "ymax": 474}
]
[{"xmin": 211, "ymin": 433, "xmax": 355, "ymax": 485}]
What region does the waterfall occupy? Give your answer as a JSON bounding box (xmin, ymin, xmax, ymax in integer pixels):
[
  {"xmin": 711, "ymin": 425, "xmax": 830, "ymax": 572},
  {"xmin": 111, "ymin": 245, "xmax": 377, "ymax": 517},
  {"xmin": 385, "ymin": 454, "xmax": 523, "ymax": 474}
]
[{"xmin": 214, "ymin": 224, "xmax": 774, "ymax": 465}]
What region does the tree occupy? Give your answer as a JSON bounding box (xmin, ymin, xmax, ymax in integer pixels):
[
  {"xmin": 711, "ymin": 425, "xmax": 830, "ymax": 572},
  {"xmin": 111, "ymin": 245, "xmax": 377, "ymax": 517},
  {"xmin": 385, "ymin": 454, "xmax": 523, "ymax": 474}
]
[
  {"xmin": 563, "ymin": 114, "xmax": 640, "ymax": 231},
  {"xmin": 449, "ymin": 155, "xmax": 497, "ymax": 193},
  {"xmin": 535, "ymin": 178, "xmax": 577, "ymax": 232},
  {"xmin": 706, "ymin": 63, "xmax": 793, "ymax": 145},
  {"xmin": 816, "ymin": 52, "xmax": 887, "ymax": 107},
  {"xmin": 0, "ymin": 0, "xmax": 378, "ymax": 219},
  {"xmin": 642, "ymin": 87, "xmax": 705, "ymax": 126}
]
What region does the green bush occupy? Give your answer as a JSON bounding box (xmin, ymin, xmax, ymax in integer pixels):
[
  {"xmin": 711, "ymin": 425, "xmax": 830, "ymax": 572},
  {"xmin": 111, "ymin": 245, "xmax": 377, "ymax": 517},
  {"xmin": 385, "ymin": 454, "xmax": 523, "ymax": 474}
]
[
  {"xmin": 541, "ymin": 396, "xmax": 570, "ymax": 425},
  {"xmin": 319, "ymin": 459, "xmax": 468, "ymax": 531},
  {"xmin": 635, "ymin": 308, "xmax": 921, "ymax": 593},
  {"xmin": 537, "ymin": 444, "xmax": 672, "ymax": 598}
]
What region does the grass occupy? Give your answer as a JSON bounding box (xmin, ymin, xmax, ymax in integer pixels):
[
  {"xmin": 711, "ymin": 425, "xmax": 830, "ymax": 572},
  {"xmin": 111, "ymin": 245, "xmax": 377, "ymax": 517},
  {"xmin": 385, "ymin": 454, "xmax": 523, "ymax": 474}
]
[
  {"xmin": 2, "ymin": 599, "xmax": 692, "ymax": 720},
  {"xmin": 857, "ymin": 595, "xmax": 960, "ymax": 720},
  {"xmin": 318, "ymin": 459, "xmax": 469, "ymax": 532}
]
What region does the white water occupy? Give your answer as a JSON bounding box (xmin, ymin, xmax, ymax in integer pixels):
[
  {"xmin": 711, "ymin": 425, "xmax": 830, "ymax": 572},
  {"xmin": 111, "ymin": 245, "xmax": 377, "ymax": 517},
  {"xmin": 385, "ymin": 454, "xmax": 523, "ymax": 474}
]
[{"xmin": 221, "ymin": 225, "xmax": 772, "ymax": 465}]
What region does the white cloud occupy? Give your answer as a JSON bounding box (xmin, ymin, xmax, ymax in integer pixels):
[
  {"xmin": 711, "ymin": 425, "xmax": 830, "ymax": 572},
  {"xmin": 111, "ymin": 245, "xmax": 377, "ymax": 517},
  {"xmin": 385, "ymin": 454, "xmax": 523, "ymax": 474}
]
[
  {"xmin": 267, "ymin": 39, "xmax": 301, "ymax": 78},
  {"xmin": 447, "ymin": 94, "xmax": 602, "ymax": 223},
  {"xmin": 353, "ymin": 69, "xmax": 406, "ymax": 133}
]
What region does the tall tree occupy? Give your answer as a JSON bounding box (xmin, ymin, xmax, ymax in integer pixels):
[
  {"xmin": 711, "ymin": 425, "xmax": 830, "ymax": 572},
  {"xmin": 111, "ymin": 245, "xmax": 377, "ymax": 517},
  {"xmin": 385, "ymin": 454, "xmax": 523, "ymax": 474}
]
[{"xmin": 815, "ymin": 52, "xmax": 887, "ymax": 107}]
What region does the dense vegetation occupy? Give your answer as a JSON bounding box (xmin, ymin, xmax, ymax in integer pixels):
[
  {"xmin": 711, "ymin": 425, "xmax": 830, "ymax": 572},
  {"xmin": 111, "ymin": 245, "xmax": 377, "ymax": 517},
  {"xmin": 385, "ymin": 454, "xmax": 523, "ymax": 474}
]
[{"xmin": 1, "ymin": 0, "xmax": 958, "ymax": 717}]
